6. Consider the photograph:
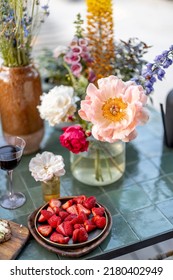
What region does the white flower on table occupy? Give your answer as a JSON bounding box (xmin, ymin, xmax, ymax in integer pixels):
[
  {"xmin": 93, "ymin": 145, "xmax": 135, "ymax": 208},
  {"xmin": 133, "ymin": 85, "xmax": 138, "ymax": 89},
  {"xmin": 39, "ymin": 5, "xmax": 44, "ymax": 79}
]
[
  {"xmin": 37, "ymin": 85, "xmax": 78, "ymax": 126},
  {"xmin": 29, "ymin": 151, "xmax": 65, "ymax": 182}
]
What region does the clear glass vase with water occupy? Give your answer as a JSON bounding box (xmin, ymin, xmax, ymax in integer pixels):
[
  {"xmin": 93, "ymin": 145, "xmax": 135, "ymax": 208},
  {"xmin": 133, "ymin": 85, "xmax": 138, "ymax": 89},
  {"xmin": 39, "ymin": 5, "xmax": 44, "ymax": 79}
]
[{"xmin": 70, "ymin": 138, "xmax": 125, "ymax": 186}]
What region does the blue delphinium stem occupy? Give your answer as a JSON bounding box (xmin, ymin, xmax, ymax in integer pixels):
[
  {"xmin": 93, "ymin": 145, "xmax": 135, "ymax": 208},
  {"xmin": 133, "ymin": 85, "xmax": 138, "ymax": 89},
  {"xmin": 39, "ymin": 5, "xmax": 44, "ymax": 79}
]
[{"xmin": 133, "ymin": 45, "xmax": 173, "ymax": 95}]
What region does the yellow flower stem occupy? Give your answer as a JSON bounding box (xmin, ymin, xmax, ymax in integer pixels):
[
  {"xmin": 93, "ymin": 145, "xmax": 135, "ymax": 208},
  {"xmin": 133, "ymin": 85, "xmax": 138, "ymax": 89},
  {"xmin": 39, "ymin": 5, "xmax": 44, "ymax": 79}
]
[{"xmin": 86, "ymin": 0, "xmax": 115, "ymax": 81}]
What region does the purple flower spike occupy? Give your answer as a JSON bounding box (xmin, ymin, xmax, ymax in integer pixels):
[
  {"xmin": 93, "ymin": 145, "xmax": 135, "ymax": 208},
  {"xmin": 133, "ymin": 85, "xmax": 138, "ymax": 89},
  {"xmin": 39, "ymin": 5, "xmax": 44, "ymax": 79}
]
[
  {"xmin": 163, "ymin": 59, "xmax": 172, "ymax": 68},
  {"xmin": 136, "ymin": 44, "xmax": 173, "ymax": 94},
  {"xmin": 146, "ymin": 63, "xmax": 153, "ymax": 70},
  {"xmin": 154, "ymin": 55, "xmax": 164, "ymax": 63},
  {"xmin": 157, "ymin": 68, "xmax": 165, "ymax": 80},
  {"xmin": 145, "ymin": 86, "xmax": 153, "ymax": 95}
]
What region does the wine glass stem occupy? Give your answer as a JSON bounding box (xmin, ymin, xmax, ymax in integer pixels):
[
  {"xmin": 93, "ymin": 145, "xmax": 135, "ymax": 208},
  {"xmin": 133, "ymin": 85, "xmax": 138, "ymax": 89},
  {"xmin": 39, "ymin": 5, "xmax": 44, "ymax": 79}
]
[{"xmin": 7, "ymin": 170, "xmax": 14, "ymax": 199}]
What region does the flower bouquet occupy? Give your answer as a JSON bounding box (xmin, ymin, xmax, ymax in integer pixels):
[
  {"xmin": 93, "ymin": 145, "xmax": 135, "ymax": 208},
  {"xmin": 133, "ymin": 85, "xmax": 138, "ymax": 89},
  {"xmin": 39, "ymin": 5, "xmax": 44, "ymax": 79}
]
[
  {"xmin": 37, "ymin": 0, "xmax": 173, "ymax": 186},
  {"xmin": 38, "ymin": 75, "xmax": 149, "ymax": 186},
  {"xmin": 62, "ymin": 76, "xmax": 148, "ymax": 185},
  {"xmin": 37, "ymin": 3, "xmax": 150, "ymax": 186}
]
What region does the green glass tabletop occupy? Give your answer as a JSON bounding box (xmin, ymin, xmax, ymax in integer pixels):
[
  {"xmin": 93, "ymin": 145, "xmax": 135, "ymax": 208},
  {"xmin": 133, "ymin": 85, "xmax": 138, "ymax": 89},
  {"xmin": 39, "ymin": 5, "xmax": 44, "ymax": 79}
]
[{"xmin": 1, "ymin": 106, "xmax": 173, "ymax": 260}]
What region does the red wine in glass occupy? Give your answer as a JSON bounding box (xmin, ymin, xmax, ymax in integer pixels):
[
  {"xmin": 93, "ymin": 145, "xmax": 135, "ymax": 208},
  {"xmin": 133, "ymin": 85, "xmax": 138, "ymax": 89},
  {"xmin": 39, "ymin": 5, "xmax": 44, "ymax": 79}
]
[
  {"xmin": 0, "ymin": 145, "xmax": 22, "ymax": 170},
  {"xmin": 0, "ymin": 136, "xmax": 26, "ymax": 209}
]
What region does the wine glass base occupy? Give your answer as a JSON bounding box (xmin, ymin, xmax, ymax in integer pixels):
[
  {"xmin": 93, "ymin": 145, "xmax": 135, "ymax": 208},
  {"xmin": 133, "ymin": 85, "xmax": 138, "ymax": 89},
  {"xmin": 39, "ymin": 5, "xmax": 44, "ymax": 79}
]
[{"xmin": 0, "ymin": 192, "xmax": 26, "ymax": 209}]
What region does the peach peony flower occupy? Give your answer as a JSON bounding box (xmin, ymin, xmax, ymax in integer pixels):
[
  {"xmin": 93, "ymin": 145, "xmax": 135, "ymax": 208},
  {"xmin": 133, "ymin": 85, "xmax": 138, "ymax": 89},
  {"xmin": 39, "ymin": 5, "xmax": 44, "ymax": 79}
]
[{"xmin": 78, "ymin": 75, "xmax": 149, "ymax": 143}]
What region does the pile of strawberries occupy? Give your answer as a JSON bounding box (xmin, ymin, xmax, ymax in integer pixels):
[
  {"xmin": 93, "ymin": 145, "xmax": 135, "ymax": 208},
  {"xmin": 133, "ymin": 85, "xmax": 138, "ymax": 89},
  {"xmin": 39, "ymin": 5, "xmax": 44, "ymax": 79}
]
[{"xmin": 36, "ymin": 195, "xmax": 106, "ymax": 245}]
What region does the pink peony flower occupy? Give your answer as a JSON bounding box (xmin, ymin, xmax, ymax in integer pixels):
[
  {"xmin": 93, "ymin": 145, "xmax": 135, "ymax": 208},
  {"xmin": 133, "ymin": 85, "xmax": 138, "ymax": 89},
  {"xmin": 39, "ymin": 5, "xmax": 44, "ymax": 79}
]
[
  {"xmin": 59, "ymin": 125, "xmax": 89, "ymax": 154},
  {"xmin": 78, "ymin": 75, "xmax": 149, "ymax": 143}
]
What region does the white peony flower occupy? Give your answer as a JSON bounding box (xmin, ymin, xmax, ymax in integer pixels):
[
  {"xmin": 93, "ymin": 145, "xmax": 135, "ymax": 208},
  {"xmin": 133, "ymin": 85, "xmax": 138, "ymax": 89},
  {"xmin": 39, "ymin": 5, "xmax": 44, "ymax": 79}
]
[
  {"xmin": 37, "ymin": 85, "xmax": 78, "ymax": 126},
  {"xmin": 29, "ymin": 151, "xmax": 66, "ymax": 182}
]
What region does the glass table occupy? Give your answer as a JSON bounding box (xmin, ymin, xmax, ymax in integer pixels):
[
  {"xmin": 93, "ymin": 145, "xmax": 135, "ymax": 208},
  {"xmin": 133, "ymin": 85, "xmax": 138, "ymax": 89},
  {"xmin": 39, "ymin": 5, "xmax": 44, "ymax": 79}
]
[{"xmin": 1, "ymin": 106, "xmax": 173, "ymax": 260}]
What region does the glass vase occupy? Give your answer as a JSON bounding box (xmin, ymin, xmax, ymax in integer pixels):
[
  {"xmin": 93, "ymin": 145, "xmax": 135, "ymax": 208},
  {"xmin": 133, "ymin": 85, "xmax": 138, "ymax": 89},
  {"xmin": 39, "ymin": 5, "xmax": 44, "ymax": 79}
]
[
  {"xmin": 41, "ymin": 177, "xmax": 60, "ymax": 202},
  {"xmin": 70, "ymin": 138, "xmax": 125, "ymax": 186}
]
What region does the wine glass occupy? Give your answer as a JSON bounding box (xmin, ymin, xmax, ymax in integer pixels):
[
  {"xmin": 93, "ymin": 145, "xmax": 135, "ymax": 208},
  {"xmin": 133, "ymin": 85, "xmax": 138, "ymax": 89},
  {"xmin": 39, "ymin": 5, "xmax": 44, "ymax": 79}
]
[{"xmin": 0, "ymin": 136, "xmax": 26, "ymax": 209}]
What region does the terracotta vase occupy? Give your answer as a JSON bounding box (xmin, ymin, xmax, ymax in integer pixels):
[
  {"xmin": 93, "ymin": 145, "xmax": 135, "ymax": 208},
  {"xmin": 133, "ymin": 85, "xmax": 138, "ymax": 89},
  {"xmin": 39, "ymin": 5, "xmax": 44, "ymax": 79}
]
[{"xmin": 0, "ymin": 64, "xmax": 44, "ymax": 154}]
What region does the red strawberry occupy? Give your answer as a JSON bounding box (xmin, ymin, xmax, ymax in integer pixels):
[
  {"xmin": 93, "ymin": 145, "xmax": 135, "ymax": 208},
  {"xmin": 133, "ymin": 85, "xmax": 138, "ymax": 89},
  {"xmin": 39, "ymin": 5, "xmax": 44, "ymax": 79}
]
[
  {"xmin": 66, "ymin": 204, "xmax": 78, "ymax": 215},
  {"xmin": 64, "ymin": 214, "xmax": 77, "ymax": 222},
  {"xmin": 38, "ymin": 213, "xmax": 46, "ymax": 223},
  {"xmin": 73, "ymin": 195, "xmax": 87, "ymax": 204},
  {"xmin": 71, "ymin": 212, "xmax": 88, "ymax": 225},
  {"xmin": 92, "ymin": 215, "xmax": 106, "ymax": 229},
  {"xmin": 59, "ymin": 211, "xmax": 69, "ymax": 220},
  {"xmin": 50, "ymin": 232, "xmax": 69, "ymax": 244},
  {"xmin": 49, "ymin": 198, "xmax": 61, "ymax": 209},
  {"xmin": 52, "ymin": 206, "xmax": 60, "ymax": 215},
  {"xmin": 84, "ymin": 220, "xmax": 96, "ymax": 232},
  {"xmin": 62, "ymin": 199, "xmax": 73, "ymax": 210},
  {"xmin": 47, "ymin": 206, "xmax": 55, "ymax": 213},
  {"xmin": 74, "ymin": 224, "xmax": 84, "ymax": 229},
  {"xmin": 48, "ymin": 214, "xmax": 61, "ymax": 228},
  {"xmin": 56, "ymin": 223, "xmax": 66, "ymax": 236},
  {"xmin": 37, "ymin": 225, "xmax": 52, "ymax": 236},
  {"xmin": 63, "ymin": 221, "xmax": 73, "ymax": 237},
  {"xmin": 83, "ymin": 196, "xmax": 96, "ymax": 209},
  {"xmin": 77, "ymin": 203, "xmax": 91, "ymax": 215},
  {"xmin": 92, "ymin": 207, "xmax": 105, "ymax": 217},
  {"xmin": 78, "ymin": 211, "xmax": 88, "ymax": 222},
  {"xmin": 77, "ymin": 228, "xmax": 88, "ymax": 243},
  {"xmin": 72, "ymin": 228, "xmax": 79, "ymax": 243},
  {"xmin": 40, "ymin": 209, "xmax": 53, "ymax": 220}
]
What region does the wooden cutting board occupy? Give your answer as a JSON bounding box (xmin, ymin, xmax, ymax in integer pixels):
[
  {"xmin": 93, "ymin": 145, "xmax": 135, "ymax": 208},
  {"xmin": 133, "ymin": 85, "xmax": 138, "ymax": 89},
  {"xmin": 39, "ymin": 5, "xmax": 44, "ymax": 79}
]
[{"xmin": 0, "ymin": 221, "xmax": 30, "ymax": 260}]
